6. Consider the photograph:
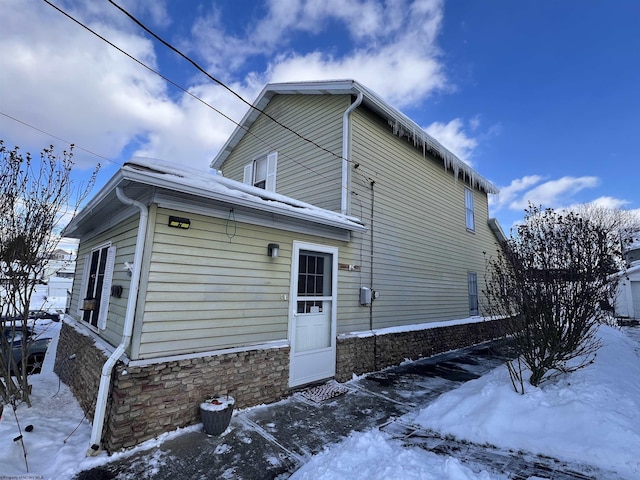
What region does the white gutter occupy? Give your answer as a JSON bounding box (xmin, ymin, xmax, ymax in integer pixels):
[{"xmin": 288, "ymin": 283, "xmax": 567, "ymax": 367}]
[
  {"xmin": 87, "ymin": 187, "xmax": 148, "ymax": 455},
  {"xmin": 341, "ymin": 92, "xmax": 363, "ymax": 215}
]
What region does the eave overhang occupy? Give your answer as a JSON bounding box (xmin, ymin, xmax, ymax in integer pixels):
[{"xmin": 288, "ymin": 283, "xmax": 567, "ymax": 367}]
[
  {"xmin": 63, "ymin": 159, "xmax": 367, "ymax": 239},
  {"xmin": 211, "ymin": 79, "xmax": 499, "ymax": 195}
]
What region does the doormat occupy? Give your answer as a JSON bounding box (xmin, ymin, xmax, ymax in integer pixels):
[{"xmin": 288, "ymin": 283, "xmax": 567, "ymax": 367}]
[{"xmin": 300, "ymin": 381, "xmax": 350, "ymax": 403}]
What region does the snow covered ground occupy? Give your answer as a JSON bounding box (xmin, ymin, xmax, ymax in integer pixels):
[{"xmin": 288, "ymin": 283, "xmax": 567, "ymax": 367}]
[
  {"xmin": 293, "ymin": 324, "xmax": 640, "ymax": 480},
  {"xmin": 1, "ymin": 289, "xmax": 639, "ymax": 479}
]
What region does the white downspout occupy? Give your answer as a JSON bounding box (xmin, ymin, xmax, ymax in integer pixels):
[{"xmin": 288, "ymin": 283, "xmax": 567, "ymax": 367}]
[
  {"xmin": 87, "ymin": 187, "xmax": 148, "ymax": 455},
  {"xmin": 341, "ymin": 92, "xmax": 364, "ymax": 215}
]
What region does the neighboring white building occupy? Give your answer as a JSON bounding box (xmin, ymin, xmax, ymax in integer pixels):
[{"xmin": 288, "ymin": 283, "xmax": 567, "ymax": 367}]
[
  {"xmin": 615, "ymin": 262, "xmax": 640, "ymax": 320},
  {"xmin": 41, "ymin": 249, "xmax": 75, "ymax": 283},
  {"xmin": 622, "ymin": 230, "xmax": 640, "ymax": 266}
]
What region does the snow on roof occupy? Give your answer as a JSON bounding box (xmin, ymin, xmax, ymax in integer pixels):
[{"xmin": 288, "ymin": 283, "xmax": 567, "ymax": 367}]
[
  {"xmin": 122, "ymin": 157, "xmax": 367, "ymax": 232},
  {"xmin": 626, "ymin": 231, "xmax": 640, "ymax": 251},
  {"xmin": 211, "ymin": 79, "xmax": 498, "ymax": 195}
]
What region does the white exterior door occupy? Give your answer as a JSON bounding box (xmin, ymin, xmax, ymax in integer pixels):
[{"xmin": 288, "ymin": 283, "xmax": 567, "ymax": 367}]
[{"xmin": 289, "ymin": 242, "xmax": 338, "ymax": 387}]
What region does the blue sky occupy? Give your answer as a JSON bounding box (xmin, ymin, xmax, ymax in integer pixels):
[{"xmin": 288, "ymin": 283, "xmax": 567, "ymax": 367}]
[{"xmin": 1, "ymin": 0, "xmax": 638, "ymax": 234}]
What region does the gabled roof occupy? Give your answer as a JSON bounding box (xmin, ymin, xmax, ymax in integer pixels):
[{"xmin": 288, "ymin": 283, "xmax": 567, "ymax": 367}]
[
  {"xmin": 211, "ymin": 79, "xmax": 498, "ymax": 194},
  {"xmin": 63, "ymin": 157, "xmax": 367, "ymax": 238}
]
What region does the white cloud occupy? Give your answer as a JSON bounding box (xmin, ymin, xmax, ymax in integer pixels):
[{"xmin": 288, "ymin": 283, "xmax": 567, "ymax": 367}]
[
  {"xmin": 508, "ymin": 176, "xmax": 600, "ymax": 211},
  {"xmin": 0, "ymin": 1, "xmax": 169, "ymax": 167},
  {"xmin": 1, "ymin": 0, "xmax": 450, "ymax": 175},
  {"xmin": 423, "ymin": 118, "xmax": 477, "ymax": 164},
  {"xmin": 264, "ymin": 48, "xmax": 446, "ymax": 108},
  {"xmin": 0, "ymin": 0, "xmax": 245, "ymax": 173},
  {"xmin": 587, "ymin": 196, "xmax": 631, "ymax": 210},
  {"xmin": 469, "ymin": 115, "xmax": 481, "ymax": 132},
  {"xmin": 191, "ymin": 0, "xmax": 447, "ymax": 108},
  {"xmin": 132, "ymin": 81, "xmax": 261, "ymax": 167},
  {"xmin": 490, "ymin": 175, "xmax": 545, "ymax": 211}
]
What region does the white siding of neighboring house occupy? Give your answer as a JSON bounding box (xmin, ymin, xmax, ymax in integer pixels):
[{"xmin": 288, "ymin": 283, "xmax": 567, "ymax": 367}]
[
  {"xmin": 615, "ymin": 265, "xmax": 640, "ymax": 320},
  {"xmin": 633, "ymin": 282, "xmax": 640, "ymax": 319}
]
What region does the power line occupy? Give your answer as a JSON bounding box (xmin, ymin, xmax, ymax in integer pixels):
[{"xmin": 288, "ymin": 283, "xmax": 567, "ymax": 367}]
[
  {"xmin": 106, "ymin": 0, "xmax": 351, "ymax": 166},
  {"xmin": 40, "ymin": 0, "xmax": 336, "ymax": 181},
  {"xmin": 0, "ymin": 110, "xmax": 114, "ymax": 164},
  {"xmin": 38, "ymin": 0, "xmax": 373, "ymax": 197}
]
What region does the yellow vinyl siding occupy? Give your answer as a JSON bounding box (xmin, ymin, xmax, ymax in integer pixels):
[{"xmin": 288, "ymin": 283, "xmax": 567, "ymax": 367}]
[
  {"xmin": 345, "ymin": 106, "xmax": 497, "ymax": 330},
  {"xmin": 222, "ymin": 94, "xmax": 347, "ymax": 211},
  {"xmin": 70, "ymin": 215, "xmax": 139, "ymax": 348},
  {"xmin": 135, "ymin": 208, "xmax": 349, "ymax": 359},
  {"xmin": 217, "ymin": 92, "xmax": 499, "ymax": 337}
]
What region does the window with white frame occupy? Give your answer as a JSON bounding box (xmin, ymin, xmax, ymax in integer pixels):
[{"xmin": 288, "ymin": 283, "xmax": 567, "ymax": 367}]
[
  {"xmin": 465, "ymin": 187, "xmax": 475, "ymax": 231},
  {"xmin": 468, "ymin": 272, "xmax": 479, "ymax": 316},
  {"xmin": 77, "ymin": 244, "xmax": 116, "ymax": 330},
  {"xmin": 243, "ymin": 152, "xmax": 278, "ymax": 191}
]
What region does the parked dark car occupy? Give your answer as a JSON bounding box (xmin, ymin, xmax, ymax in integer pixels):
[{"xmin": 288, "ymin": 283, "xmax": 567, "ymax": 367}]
[
  {"xmin": 27, "ymin": 310, "xmax": 61, "ymax": 322},
  {"xmin": 1, "ymin": 326, "xmax": 51, "ymax": 375},
  {"xmin": 0, "ymin": 310, "xmax": 60, "ymax": 323}
]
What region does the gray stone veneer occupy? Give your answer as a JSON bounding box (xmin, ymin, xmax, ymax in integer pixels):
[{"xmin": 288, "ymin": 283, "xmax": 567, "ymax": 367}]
[
  {"xmin": 55, "ymin": 317, "xmax": 509, "ymax": 452},
  {"xmin": 336, "ymin": 317, "xmax": 511, "ymax": 381},
  {"xmin": 54, "ymin": 322, "xmax": 290, "ymax": 452}
]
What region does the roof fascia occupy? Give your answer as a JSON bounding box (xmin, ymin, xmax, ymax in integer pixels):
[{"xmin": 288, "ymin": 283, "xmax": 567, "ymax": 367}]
[
  {"xmin": 209, "ymin": 79, "xmax": 498, "ymax": 194},
  {"xmin": 65, "ymin": 164, "xmax": 366, "ymax": 237},
  {"xmin": 62, "ymin": 170, "xmax": 127, "ymax": 237}
]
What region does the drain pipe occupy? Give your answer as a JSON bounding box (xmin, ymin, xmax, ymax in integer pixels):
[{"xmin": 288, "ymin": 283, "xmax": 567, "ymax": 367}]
[
  {"xmin": 87, "ymin": 187, "xmax": 148, "ymax": 455},
  {"xmin": 341, "ymin": 92, "xmax": 364, "ymax": 215}
]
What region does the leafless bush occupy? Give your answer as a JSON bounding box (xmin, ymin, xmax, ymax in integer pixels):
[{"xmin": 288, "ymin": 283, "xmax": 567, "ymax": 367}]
[{"xmin": 484, "ymin": 205, "xmax": 624, "ymax": 390}]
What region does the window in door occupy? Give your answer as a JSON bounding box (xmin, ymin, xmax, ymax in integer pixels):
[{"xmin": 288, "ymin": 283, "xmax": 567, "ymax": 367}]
[
  {"xmin": 297, "ymin": 251, "xmax": 332, "ymax": 313},
  {"xmin": 243, "ymin": 152, "xmax": 278, "ymax": 191},
  {"xmin": 78, "ymin": 244, "xmax": 116, "ymax": 329}
]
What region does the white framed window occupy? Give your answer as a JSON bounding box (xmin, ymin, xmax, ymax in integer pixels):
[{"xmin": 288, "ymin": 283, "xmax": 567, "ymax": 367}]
[
  {"xmin": 244, "ymin": 152, "xmax": 277, "ymax": 191},
  {"xmin": 468, "ymin": 272, "xmax": 479, "ymax": 316},
  {"xmin": 465, "ymin": 187, "xmax": 475, "ymax": 231},
  {"xmin": 77, "ymin": 243, "xmax": 116, "ymax": 330}
]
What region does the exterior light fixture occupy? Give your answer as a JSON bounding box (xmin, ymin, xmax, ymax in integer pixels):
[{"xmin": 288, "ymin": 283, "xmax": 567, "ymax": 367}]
[
  {"xmin": 268, "ymin": 243, "xmax": 280, "ymax": 258},
  {"xmin": 168, "ymin": 216, "xmax": 191, "ymax": 229}
]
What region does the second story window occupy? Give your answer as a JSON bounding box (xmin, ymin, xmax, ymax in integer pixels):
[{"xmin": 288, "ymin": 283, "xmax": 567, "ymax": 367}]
[
  {"xmin": 244, "ymin": 152, "xmax": 278, "ymax": 192},
  {"xmin": 465, "ymin": 187, "xmax": 475, "ymax": 231}
]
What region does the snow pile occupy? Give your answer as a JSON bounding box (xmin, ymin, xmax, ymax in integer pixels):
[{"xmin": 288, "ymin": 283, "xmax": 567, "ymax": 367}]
[
  {"xmin": 291, "ymin": 429, "xmax": 505, "ymax": 480},
  {"xmin": 200, "ymin": 396, "xmax": 235, "ymax": 412},
  {"xmin": 0, "ymin": 319, "xmax": 93, "ymax": 478},
  {"xmin": 289, "ymin": 325, "xmax": 639, "ymax": 480},
  {"xmin": 415, "ymin": 325, "xmax": 640, "ymax": 479}
]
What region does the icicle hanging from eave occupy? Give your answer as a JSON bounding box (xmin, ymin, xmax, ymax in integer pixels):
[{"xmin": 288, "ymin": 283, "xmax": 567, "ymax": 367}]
[{"xmin": 387, "ymin": 118, "xmax": 499, "ymax": 195}]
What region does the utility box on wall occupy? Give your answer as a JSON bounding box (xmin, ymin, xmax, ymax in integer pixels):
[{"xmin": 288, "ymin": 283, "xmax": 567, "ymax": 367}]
[{"xmin": 360, "ymin": 287, "xmax": 372, "ymax": 306}]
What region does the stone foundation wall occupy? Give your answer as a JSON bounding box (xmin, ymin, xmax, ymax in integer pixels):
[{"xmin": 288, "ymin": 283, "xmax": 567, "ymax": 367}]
[
  {"xmin": 335, "ymin": 335, "xmax": 375, "ymax": 382},
  {"xmin": 55, "ymin": 321, "xmax": 290, "ymax": 453},
  {"xmin": 54, "ymin": 322, "xmax": 109, "ymax": 419},
  {"xmin": 105, "ymin": 346, "xmax": 290, "ymax": 452},
  {"xmin": 56, "ymin": 317, "xmax": 509, "ymax": 452},
  {"xmin": 336, "ymin": 317, "xmax": 511, "ymax": 380}
]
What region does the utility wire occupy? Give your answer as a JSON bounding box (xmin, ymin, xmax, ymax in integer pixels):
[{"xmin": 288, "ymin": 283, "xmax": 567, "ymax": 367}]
[
  {"xmin": 40, "ymin": 0, "xmax": 373, "ymax": 200},
  {"xmin": 41, "ymin": 0, "xmax": 330, "ymax": 181},
  {"xmin": 107, "ymin": 0, "xmax": 377, "ymax": 192},
  {"xmin": 106, "ymin": 0, "xmax": 352, "ymax": 165},
  {"xmin": 0, "ymin": 111, "xmax": 114, "ymax": 164}
]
